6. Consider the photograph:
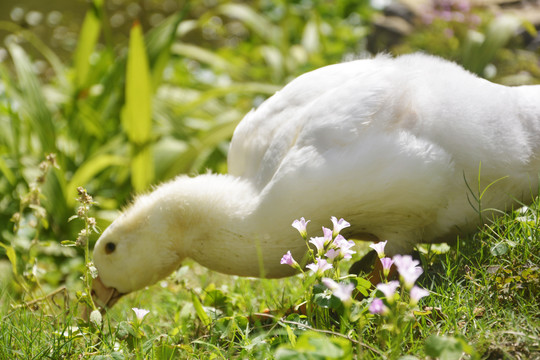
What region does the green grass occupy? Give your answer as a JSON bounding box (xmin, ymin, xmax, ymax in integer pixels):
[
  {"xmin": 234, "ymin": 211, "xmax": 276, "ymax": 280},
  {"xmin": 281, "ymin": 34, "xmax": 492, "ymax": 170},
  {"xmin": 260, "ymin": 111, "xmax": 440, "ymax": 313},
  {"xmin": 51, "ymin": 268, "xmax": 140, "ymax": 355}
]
[
  {"xmin": 0, "ymin": 0, "xmax": 539, "ymax": 359},
  {"xmin": 1, "ymin": 197, "xmax": 538, "ymax": 359}
]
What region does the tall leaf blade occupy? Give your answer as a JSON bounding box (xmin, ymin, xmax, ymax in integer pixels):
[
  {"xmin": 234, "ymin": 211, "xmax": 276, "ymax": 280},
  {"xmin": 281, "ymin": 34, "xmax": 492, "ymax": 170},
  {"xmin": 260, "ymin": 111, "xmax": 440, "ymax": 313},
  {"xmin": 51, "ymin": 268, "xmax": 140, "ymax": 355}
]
[
  {"xmin": 122, "ymin": 21, "xmax": 154, "ymax": 191},
  {"xmin": 74, "ymin": 1, "xmax": 103, "ymax": 88}
]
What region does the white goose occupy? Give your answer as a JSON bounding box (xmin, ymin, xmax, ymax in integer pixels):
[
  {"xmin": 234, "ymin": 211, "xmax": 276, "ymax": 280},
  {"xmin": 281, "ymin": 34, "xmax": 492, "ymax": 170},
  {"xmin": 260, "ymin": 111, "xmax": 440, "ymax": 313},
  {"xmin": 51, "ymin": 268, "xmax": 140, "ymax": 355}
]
[{"xmin": 91, "ymin": 53, "xmax": 540, "ymax": 308}]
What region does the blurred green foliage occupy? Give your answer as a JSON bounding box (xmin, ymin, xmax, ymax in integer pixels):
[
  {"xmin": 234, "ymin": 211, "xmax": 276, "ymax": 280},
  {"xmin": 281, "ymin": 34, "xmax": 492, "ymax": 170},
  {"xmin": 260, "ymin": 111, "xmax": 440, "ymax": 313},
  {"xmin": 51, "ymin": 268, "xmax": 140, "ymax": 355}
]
[{"xmin": 0, "ymin": 0, "xmax": 374, "ymax": 298}]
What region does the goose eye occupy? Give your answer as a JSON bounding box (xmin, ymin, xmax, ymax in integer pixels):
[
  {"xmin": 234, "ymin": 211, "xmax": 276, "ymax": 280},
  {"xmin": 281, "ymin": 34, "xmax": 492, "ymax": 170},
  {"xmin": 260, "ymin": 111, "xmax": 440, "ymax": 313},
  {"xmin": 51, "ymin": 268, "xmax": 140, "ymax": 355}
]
[{"xmin": 105, "ymin": 242, "xmax": 116, "ymax": 254}]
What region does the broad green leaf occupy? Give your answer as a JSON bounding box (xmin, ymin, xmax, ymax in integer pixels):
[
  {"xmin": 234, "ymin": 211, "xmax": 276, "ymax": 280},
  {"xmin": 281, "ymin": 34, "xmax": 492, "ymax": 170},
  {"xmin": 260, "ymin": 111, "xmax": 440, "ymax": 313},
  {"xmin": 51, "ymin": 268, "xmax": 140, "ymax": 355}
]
[
  {"xmin": 123, "ymin": 21, "xmax": 154, "ymax": 191},
  {"xmin": 74, "ymin": 1, "xmax": 103, "ymax": 88},
  {"xmin": 123, "ymin": 21, "xmax": 153, "ymax": 144},
  {"xmin": 425, "ymin": 335, "xmax": 465, "ymax": 360},
  {"xmin": 191, "ymin": 291, "xmax": 211, "ymax": 328},
  {"xmin": 66, "ymin": 154, "xmax": 127, "ymax": 207},
  {"xmin": 0, "ymin": 243, "xmax": 19, "ymax": 277},
  {"xmin": 131, "ymin": 145, "xmax": 154, "ymax": 195}
]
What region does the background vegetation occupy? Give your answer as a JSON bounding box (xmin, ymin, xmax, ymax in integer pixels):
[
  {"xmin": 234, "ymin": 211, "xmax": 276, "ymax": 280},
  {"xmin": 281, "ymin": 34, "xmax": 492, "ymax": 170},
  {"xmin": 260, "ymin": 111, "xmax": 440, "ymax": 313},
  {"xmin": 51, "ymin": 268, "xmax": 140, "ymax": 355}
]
[{"xmin": 0, "ymin": 0, "xmax": 538, "ymax": 358}]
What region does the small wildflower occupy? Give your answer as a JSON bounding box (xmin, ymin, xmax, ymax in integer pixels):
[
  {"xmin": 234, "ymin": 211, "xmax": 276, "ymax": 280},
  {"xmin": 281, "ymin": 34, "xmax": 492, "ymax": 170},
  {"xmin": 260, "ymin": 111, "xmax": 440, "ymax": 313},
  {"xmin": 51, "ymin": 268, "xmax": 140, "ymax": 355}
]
[
  {"xmin": 325, "ymin": 248, "xmax": 339, "ymax": 261},
  {"xmin": 132, "ymin": 307, "xmax": 150, "ymax": 322},
  {"xmin": 393, "ymin": 255, "xmax": 423, "ymax": 289},
  {"xmin": 309, "ymin": 237, "xmax": 327, "ymax": 255},
  {"xmin": 409, "ymin": 286, "xmax": 430, "ymax": 306},
  {"xmin": 322, "ymin": 227, "xmax": 333, "ymax": 242},
  {"xmin": 306, "ymin": 257, "xmax": 333, "ymax": 275},
  {"xmin": 333, "ymin": 235, "xmax": 356, "ymax": 260},
  {"xmin": 330, "ymin": 216, "xmax": 350, "ymax": 237},
  {"xmin": 369, "ymin": 298, "xmax": 389, "ymax": 315},
  {"xmin": 322, "ymin": 277, "xmax": 354, "ymax": 305},
  {"xmin": 292, "ymin": 217, "xmax": 310, "ymax": 239},
  {"xmin": 280, "ymin": 251, "xmax": 298, "ymax": 268},
  {"xmin": 380, "ymin": 257, "xmax": 393, "ymax": 278},
  {"xmin": 369, "ymin": 240, "xmax": 387, "ymax": 258},
  {"xmin": 376, "ymin": 280, "xmax": 400, "ymax": 304}
]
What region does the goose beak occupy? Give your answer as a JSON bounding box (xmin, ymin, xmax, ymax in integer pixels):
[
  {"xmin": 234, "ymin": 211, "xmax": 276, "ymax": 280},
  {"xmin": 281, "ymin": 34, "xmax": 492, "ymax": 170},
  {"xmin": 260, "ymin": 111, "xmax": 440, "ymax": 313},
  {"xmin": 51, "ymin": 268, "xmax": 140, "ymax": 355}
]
[{"xmin": 91, "ymin": 276, "xmax": 124, "ymax": 310}]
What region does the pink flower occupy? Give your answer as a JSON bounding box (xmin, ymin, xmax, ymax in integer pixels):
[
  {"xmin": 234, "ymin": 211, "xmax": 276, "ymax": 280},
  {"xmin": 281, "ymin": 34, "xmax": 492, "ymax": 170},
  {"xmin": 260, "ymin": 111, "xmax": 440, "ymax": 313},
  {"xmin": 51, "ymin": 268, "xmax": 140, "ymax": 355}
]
[
  {"xmin": 380, "ymin": 257, "xmax": 394, "ymax": 278},
  {"xmin": 330, "ymin": 216, "xmax": 350, "ymax": 237},
  {"xmin": 292, "ymin": 217, "xmax": 310, "ymax": 238},
  {"xmin": 322, "ymin": 277, "xmax": 354, "ymax": 305},
  {"xmin": 333, "ymin": 236, "xmax": 356, "ymax": 260},
  {"xmin": 280, "ymin": 251, "xmax": 298, "ymax": 267},
  {"xmin": 369, "ymin": 298, "xmax": 388, "ymax": 315},
  {"xmin": 322, "ymin": 227, "xmax": 333, "ymax": 242},
  {"xmin": 325, "ymin": 248, "xmax": 339, "ymax": 261},
  {"xmin": 393, "ymin": 255, "xmax": 423, "ymax": 289},
  {"xmin": 410, "ymin": 286, "xmax": 430, "ymax": 305},
  {"xmin": 376, "ymin": 280, "xmax": 400, "ymax": 303},
  {"xmin": 309, "ymin": 237, "xmax": 327, "ymax": 255},
  {"xmin": 369, "ymin": 240, "xmax": 387, "ymax": 258},
  {"xmin": 306, "ymin": 257, "xmax": 333, "ymax": 275},
  {"xmin": 132, "ymin": 307, "xmax": 150, "ymax": 322}
]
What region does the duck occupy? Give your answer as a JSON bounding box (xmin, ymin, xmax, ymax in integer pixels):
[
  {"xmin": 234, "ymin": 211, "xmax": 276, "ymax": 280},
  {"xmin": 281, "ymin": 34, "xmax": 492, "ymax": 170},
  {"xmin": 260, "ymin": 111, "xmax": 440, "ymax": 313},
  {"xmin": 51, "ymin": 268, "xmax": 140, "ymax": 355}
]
[{"xmin": 91, "ymin": 53, "xmax": 540, "ymax": 309}]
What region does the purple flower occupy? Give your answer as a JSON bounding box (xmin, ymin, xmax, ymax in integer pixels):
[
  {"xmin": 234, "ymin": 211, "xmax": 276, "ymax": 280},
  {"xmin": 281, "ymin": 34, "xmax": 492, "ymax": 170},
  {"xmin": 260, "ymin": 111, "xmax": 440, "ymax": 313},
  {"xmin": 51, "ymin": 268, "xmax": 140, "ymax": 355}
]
[
  {"xmin": 369, "ymin": 240, "xmax": 387, "ymax": 258},
  {"xmin": 280, "ymin": 251, "xmax": 298, "ymax": 267},
  {"xmin": 309, "ymin": 237, "xmax": 327, "ymax": 255},
  {"xmin": 292, "ymin": 217, "xmax": 310, "ymax": 238},
  {"xmin": 410, "ymin": 286, "xmax": 430, "ymax": 305},
  {"xmin": 376, "ymin": 280, "xmax": 400, "ymax": 303},
  {"xmin": 369, "ymin": 298, "xmax": 388, "ymax": 315},
  {"xmin": 330, "ymin": 216, "xmax": 350, "ymax": 237},
  {"xmin": 393, "ymin": 255, "xmax": 423, "ymax": 289},
  {"xmin": 322, "ymin": 277, "xmax": 354, "ymax": 305},
  {"xmin": 325, "ymin": 248, "xmax": 339, "ymax": 261},
  {"xmin": 306, "ymin": 257, "xmax": 333, "ymax": 275},
  {"xmin": 132, "ymin": 307, "xmax": 150, "ymax": 322},
  {"xmin": 322, "ymin": 227, "xmax": 333, "ymax": 242},
  {"xmin": 380, "ymin": 257, "xmax": 393, "ymax": 278},
  {"xmin": 333, "ymin": 236, "xmax": 356, "ymax": 260}
]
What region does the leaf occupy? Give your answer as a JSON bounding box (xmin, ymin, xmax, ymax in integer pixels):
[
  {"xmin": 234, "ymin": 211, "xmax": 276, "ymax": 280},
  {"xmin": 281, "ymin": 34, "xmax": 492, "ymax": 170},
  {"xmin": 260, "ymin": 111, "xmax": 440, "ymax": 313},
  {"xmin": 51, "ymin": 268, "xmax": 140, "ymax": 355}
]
[
  {"xmin": 490, "ymin": 242, "xmax": 508, "ymax": 257},
  {"xmin": 66, "ymin": 154, "xmax": 127, "ymax": 207},
  {"xmin": 122, "ymin": 21, "xmax": 154, "ymax": 191},
  {"xmin": 74, "ymin": 1, "xmax": 103, "ymax": 88},
  {"xmin": 191, "ymin": 291, "xmax": 211, "ymax": 328},
  {"xmin": 285, "ymin": 325, "xmax": 297, "ymax": 347},
  {"xmin": 425, "ymin": 335, "xmax": 464, "ymax": 360},
  {"xmin": 216, "ymin": 3, "xmax": 281, "ymax": 44},
  {"xmin": 0, "ymin": 243, "xmax": 18, "ymax": 277},
  {"xmin": 123, "ymin": 21, "xmax": 153, "ymax": 145}
]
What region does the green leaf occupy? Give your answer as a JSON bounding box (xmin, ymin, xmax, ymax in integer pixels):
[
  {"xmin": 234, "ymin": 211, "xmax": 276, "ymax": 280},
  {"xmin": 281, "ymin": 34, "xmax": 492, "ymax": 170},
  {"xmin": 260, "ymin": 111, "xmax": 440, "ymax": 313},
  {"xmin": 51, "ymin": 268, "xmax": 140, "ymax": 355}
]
[
  {"xmin": 122, "ymin": 21, "xmax": 154, "ymax": 192},
  {"xmin": 490, "ymin": 242, "xmax": 509, "ymax": 257},
  {"xmin": 191, "ymin": 291, "xmax": 211, "ymax": 328},
  {"xmin": 74, "ymin": 1, "xmax": 102, "ymax": 88},
  {"xmin": 425, "ymin": 335, "xmax": 464, "ymax": 360},
  {"xmin": 66, "ymin": 154, "xmax": 127, "ymax": 207},
  {"xmin": 0, "ymin": 243, "xmax": 19, "ymax": 277},
  {"xmin": 275, "ymin": 331, "xmax": 351, "ymax": 360}
]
